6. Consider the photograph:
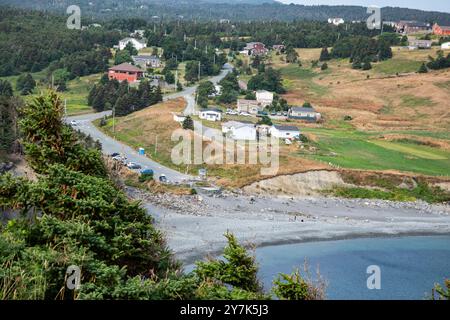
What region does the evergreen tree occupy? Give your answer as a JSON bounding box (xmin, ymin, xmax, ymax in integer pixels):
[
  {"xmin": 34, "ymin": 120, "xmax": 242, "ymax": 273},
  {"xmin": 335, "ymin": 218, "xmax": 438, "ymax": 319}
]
[
  {"xmin": 319, "ymin": 47, "xmax": 331, "ymax": 61},
  {"xmin": 182, "ymin": 116, "xmax": 194, "ymax": 130},
  {"xmin": 418, "ymin": 62, "xmax": 428, "ymax": 73},
  {"xmin": 285, "ymin": 46, "xmax": 299, "ymax": 63},
  {"xmin": 362, "ymin": 60, "xmax": 372, "ymax": 70},
  {"xmin": 16, "ymin": 73, "xmax": 36, "ymax": 95},
  {"xmin": 0, "ymin": 80, "xmax": 13, "ymax": 97},
  {"xmin": 321, "ymin": 63, "xmax": 328, "ymax": 70}
]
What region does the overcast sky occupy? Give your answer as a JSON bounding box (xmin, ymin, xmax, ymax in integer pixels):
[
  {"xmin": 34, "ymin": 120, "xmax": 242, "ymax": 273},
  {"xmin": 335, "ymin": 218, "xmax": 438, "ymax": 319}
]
[{"xmin": 276, "ymin": 1, "xmax": 450, "ymax": 13}]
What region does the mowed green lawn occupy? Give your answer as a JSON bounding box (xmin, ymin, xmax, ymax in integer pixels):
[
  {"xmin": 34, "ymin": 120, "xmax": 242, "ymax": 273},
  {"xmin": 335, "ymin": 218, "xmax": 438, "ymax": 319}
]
[
  {"xmin": 301, "ymin": 128, "xmax": 450, "ymax": 177},
  {"xmin": 1, "ymin": 70, "xmax": 100, "ymax": 116}
]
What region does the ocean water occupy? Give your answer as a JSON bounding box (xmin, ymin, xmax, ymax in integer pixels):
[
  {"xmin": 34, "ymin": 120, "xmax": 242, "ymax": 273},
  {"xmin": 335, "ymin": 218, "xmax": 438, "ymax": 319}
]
[{"xmin": 256, "ymin": 236, "xmax": 450, "ymax": 300}]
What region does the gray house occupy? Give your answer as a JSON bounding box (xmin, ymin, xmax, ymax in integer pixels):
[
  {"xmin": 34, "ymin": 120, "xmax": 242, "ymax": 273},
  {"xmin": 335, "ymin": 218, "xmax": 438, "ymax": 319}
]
[
  {"xmin": 132, "ymin": 55, "xmax": 162, "ymax": 69},
  {"xmin": 408, "ymin": 40, "xmax": 433, "ymax": 49},
  {"xmin": 288, "ymin": 107, "xmax": 321, "ymax": 122}
]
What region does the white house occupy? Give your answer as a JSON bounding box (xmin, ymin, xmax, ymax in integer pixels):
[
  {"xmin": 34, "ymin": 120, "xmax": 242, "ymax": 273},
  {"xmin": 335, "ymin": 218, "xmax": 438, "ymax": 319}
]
[
  {"xmin": 119, "ymin": 37, "xmax": 147, "ymax": 51},
  {"xmin": 132, "ymin": 30, "xmax": 146, "ymax": 37},
  {"xmin": 199, "ymin": 108, "xmax": 223, "ymax": 122},
  {"xmin": 256, "ymin": 90, "xmax": 274, "ymax": 107},
  {"xmin": 441, "ymin": 42, "xmax": 450, "ymax": 50},
  {"xmin": 328, "ymin": 18, "xmax": 345, "ymax": 26},
  {"xmin": 270, "ymin": 125, "xmax": 300, "ymax": 140},
  {"xmin": 173, "ymin": 114, "xmax": 186, "ymax": 123},
  {"xmin": 222, "ymin": 121, "xmax": 257, "ymax": 141},
  {"xmin": 288, "ymin": 107, "xmax": 321, "ymax": 122},
  {"xmin": 237, "ymin": 99, "xmax": 263, "ymax": 114},
  {"xmin": 209, "ymin": 85, "xmax": 223, "ymax": 97}
]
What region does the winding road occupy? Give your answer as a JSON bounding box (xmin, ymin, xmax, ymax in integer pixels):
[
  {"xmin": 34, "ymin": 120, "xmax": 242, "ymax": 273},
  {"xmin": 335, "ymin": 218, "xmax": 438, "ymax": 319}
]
[{"xmin": 67, "ymin": 63, "xmax": 232, "ymax": 182}]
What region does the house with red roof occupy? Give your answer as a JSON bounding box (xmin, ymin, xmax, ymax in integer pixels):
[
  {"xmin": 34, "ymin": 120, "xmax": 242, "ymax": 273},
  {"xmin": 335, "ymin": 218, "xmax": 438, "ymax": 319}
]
[
  {"xmin": 108, "ymin": 63, "xmax": 144, "ymax": 83},
  {"xmin": 433, "ymin": 23, "xmax": 450, "ymax": 36}
]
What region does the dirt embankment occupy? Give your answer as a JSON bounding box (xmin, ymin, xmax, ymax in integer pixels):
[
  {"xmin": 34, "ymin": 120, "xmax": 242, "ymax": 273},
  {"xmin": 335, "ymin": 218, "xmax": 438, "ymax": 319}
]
[
  {"xmin": 243, "ymin": 169, "xmax": 450, "ymax": 196},
  {"xmin": 243, "ymin": 170, "xmax": 351, "ymax": 196}
]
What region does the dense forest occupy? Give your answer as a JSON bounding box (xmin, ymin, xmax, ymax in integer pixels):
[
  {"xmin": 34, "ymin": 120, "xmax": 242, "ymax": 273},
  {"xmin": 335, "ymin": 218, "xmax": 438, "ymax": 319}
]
[
  {"xmin": 0, "ymin": 80, "xmax": 20, "ymax": 155},
  {"xmin": 0, "ymin": 8, "xmax": 122, "ymax": 77},
  {"xmin": 1, "ymin": 0, "xmax": 450, "ymax": 24},
  {"xmin": 0, "ymin": 0, "xmax": 449, "ymax": 25}
]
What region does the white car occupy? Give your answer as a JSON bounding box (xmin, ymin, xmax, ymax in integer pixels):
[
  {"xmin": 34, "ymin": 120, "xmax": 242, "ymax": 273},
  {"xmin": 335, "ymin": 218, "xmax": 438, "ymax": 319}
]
[
  {"xmin": 239, "ymin": 112, "xmax": 251, "ymax": 117},
  {"xmin": 127, "ymin": 162, "xmax": 142, "ymax": 170},
  {"xmin": 70, "ymin": 120, "xmax": 78, "ymax": 126}
]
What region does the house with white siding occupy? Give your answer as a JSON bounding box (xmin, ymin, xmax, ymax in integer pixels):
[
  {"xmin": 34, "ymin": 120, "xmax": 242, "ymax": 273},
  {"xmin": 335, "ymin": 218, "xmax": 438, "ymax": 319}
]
[
  {"xmin": 270, "ymin": 125, "xmax": 300, "ymax": 140},
  {"xmin": 222, "ymin": 121, "xmax": 257, "ymax": 141},
  {"xmin": 256, "ymin": 90, "xmax": 274, "ymax": 107},
  {"xmin": 119, "ymin": 37, "xmax": 147, "ymax": 51},
  {"xmin": 237, "ymin": 99, "xmax": 263, "ymax": 115},
  {"xmin": 199, "ymin": 108, "xmax": 223, "ymax": 122}
]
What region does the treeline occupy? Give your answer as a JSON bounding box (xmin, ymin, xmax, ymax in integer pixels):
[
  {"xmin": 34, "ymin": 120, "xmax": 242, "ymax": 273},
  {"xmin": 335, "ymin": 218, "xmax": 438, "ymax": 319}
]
[
  {"xmin": 0, "ymin": 7, "xmax": 121, "ymax": 77},
  {"xmin": 331, "ymin": 36, "xmax": 393, "ymax": 68},
  {"xmin": 148, "ymin": 35, "xmax": 228, "ymax": 82},
  {"xmin": 88, "ymin": 75, "xmax": 162, "ymax": 116},
  {"xmin": 4, "ymin": 0, "xmax": 450, "ymax": 24},
  {"xmin": 426, "ymin": 51, "xmax": 450, "ymax": 70},
  {"xmin": 0, "ymin": 80, "xmax": 21, "ymax": 154}
]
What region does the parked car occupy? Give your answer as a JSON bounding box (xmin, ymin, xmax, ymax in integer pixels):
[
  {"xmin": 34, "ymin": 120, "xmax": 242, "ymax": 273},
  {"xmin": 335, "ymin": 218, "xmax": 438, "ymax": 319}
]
[
  {"xmin": 110, "ymin": 152, "xmax": 120, "ymax": 158},
  {"xmin": 127, "ymin": 162, "xmax": 142, "ymax": 170},
  {"xmin": 239, "ymin": 112, "xmax": 251, "ymax": 117},
  {"xmin": 159, "ymin": 174, "xmax": 168, "ymax": 183},
  {"xmin": 70, "ymin": 120, "xmax": 78, "ymax": 126},
  {"xmin": 140, "ymin": 169, "xmax": 154, "ymax": 176}
]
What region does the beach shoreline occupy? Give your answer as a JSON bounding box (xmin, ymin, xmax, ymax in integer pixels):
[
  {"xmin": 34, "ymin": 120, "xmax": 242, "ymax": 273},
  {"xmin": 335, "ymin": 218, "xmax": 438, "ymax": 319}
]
[{"xmin": 128, "ymin": 188, "xmax": 450, "ymax": 265}]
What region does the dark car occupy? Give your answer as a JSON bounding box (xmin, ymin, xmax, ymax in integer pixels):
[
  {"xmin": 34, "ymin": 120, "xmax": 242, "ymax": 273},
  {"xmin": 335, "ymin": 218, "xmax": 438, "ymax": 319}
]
[
  {"xmin": 110, "ymin": 152, "xmax": 120, "ymax": 157},
  {"xmin": 159, "ymin": 175, "xmax": 168, "ymax": 183},
  {"xmin": 141, "ymin": 169, "xmax": 154, "ymax": 176}
]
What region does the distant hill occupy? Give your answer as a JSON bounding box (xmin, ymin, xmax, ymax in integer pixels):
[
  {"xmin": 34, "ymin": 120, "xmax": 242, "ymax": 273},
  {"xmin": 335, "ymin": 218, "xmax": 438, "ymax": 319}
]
[{"xmin": 0, "ymin": 0, "xmax": 449, "ymax": 24}]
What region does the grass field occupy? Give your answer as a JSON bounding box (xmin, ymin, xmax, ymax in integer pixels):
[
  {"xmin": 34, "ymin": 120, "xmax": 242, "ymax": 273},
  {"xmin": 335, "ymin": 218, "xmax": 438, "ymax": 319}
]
[
  {"xmin": 301, "ymin": 127, "xmax": 450, "ymax": 177},
  {"xmin": 1, "ymin": 70, "xmax": 99, "ymax": 116}
]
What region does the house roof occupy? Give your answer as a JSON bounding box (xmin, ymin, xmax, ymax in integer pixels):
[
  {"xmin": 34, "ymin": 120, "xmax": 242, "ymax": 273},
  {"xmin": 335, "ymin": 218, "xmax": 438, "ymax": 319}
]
[
  {"xmin": 409, "ymin": 40, "xmax": 432, "ymax": 45},
  {"xmin": 438, "ymin": 25, "xmax": 450, "ymax": 31},
  {"xmin": 109, "ymin": 63, "xmax": 143, "ymax": 72},
  {"xmin": 200, "ymin": 108, "xmax": 223, "ymax": 113},
  {"xmin": 222, "ymin": 121, "xmax": 255, "ymax": 129},
  {"xmin": 132, "ymin": 55, "xmax": 160, "ymax": 60},
  {"xmin": 256, "ymin": 90, "xmax": 272, "ymax": 94},
  {"xmin": 238, "ymin": 99, "xmax": 260, "ymax": 105},
  {"xmin": 273, "ymin": 125, "xmax": 299, "ymax": 132},
  {"xmin": 400, "ymin": 21, "xmax": 429, "ymax": 28},
  {"xmin": 120, "ymin": 37, "xmax": 146, "ymax": 45},
  {"xmin": 291, "ymin": 106, "xmax": 317, "ymax": 113}
]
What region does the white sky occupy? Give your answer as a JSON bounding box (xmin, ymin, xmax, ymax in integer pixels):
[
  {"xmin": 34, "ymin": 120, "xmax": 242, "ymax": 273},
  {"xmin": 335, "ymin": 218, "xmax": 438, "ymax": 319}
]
[{"xmin": 275, "ymin": 1, "xmax": 450, "ymax": 13}]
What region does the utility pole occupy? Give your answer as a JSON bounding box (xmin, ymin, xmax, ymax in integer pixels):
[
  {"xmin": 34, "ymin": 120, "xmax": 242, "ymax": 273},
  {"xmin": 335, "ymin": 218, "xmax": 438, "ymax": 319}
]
[
  {"xmin": 198, "ymin": 61, "xmax": 201, "ymax": 81},
  {"xmin": 112, "ymin": 105, "xmax": 116, "ymax": 136}
]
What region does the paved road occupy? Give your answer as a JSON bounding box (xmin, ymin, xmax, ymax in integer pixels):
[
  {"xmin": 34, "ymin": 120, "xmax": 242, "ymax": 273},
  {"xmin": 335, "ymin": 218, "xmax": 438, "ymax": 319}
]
[{"xmin": 67, "ymin": 63, "xmax": 232, "ymax": 183}]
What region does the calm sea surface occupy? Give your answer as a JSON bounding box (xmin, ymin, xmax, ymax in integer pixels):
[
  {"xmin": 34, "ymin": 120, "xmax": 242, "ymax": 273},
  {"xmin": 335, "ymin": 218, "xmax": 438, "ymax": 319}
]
[{"xmin": 256, "ymin": 236, "xmax": 450, "ymax": 300}]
